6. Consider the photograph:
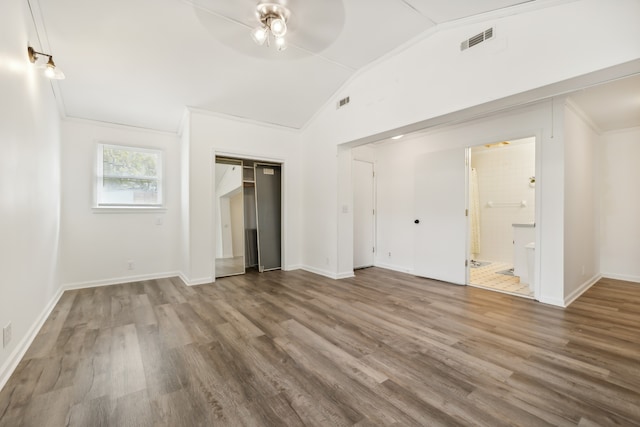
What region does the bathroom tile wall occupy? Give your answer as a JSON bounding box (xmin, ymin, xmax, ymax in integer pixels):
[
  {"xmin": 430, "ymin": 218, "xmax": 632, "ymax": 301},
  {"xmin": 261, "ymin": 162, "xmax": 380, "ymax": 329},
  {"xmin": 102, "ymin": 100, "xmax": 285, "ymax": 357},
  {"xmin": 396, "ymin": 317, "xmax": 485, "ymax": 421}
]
[{"xmin": 471, "ymin": 138, "xmax": 536, "ymax": 264}]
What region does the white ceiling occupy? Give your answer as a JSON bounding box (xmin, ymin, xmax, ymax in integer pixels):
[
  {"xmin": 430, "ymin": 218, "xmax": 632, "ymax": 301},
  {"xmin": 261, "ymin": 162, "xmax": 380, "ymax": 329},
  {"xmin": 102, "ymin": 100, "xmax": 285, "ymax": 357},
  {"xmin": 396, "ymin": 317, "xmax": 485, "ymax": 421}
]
[
  {"xmin": 568, "ymin": 74, "xmax": 640, "ymax": 132},
  {"xmin": 35, "ymin": 0, "xmax": 536, "ymax": 132}
]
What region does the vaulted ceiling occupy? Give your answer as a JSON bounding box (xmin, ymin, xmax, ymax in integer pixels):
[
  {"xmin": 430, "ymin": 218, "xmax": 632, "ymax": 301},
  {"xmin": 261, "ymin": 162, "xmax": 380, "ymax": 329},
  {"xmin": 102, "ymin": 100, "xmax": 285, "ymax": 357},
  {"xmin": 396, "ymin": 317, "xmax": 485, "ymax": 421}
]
[
  {"xmin": 32, "ymin": 1, "xmax": 640, "ymax": 134},
  {"xmin": 34, "ymin": 0, "xmax": 539, "ymax": 132}
]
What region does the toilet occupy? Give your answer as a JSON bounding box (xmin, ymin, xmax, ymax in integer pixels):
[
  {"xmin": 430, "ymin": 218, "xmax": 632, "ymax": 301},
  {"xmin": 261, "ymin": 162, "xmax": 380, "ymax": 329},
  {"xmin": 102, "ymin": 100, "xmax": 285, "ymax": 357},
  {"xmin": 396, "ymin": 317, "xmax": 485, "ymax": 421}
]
[{"xmin": 525, "ymin": 242, "xmax": 536, "ymax": 290}]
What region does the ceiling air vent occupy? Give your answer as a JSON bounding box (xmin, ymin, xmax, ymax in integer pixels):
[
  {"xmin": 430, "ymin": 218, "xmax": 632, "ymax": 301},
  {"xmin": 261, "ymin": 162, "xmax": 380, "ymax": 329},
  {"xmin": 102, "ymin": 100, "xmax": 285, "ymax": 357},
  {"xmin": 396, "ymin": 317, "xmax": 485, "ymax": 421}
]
[
  {"xmin": 337, "ymin": 96, "xmax": 350, "ymax": 109},
  {"xmin": 460, "ymin": 27, "xmax": 494, "ymax": 51}
]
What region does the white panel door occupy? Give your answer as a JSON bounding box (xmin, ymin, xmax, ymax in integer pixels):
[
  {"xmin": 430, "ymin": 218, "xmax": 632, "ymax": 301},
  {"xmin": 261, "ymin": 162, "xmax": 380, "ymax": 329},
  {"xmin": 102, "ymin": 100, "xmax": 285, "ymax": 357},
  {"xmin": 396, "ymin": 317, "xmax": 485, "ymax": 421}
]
[
  {"xmin": 353, "ymin": 160, "xmax": 375, "ymax": 268},
  {"xmin": 414, "ymin": 148, "xmax": 467, "ymax": 284}
]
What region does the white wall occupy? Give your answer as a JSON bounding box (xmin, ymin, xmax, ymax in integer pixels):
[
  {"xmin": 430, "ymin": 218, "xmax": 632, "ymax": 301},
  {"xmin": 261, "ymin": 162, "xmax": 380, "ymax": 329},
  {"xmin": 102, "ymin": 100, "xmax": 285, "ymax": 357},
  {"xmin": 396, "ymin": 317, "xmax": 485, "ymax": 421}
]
[
  {"xmin": 354, "ymin": 101, "xmax": 565, "ymax": 305},
  {"xmin": 312, "ymin": 0, "xmax": 640, "ymax": 146},
  {"xmin": 471, "ymin": 140, "xmax": 536, "ymax": 264},
  {"xmin": 180, "ymin": 113, "xmax": 191, "ymax": 279},
  {"xmin": 300, "ymin": 0, "xmax": 640, "ymax": 287},
  {"xmin": 563, "ymin": 104, "xmax": 601, "ymax": 301},
  {"xmin": 59, "ymin": 119, "xmax": 181, "ymax": 287},
  {"xmin": 184, "ymin": 110, "xmax": 301, "ymax": 284},
  {"xmin": 599, "ymin": 127, "xmax": 640, "ymax": 283},
  {"xmin": 0, "ymin": 0, "xmax": 62, "ymax": 387}
]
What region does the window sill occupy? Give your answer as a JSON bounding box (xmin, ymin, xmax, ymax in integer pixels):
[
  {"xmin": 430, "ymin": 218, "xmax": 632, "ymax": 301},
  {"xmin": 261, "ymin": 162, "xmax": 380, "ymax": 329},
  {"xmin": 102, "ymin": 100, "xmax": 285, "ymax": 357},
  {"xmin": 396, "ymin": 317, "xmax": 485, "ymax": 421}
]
[{"xmin": 92, "ymin": 206, "xmax": 167, "ymax": 214}]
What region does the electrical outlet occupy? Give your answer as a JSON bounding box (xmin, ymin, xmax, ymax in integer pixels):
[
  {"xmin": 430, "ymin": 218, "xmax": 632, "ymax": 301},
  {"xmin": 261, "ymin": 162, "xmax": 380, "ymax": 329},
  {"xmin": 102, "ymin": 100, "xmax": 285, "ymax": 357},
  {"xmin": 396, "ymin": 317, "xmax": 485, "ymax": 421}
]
[
  {"xmin": 3, "ymin": 323, "xmax": 12, "ymax": 348},
  {"xmin": 127, "ymin": 260, "xmax": 135, "ymax": 270}
]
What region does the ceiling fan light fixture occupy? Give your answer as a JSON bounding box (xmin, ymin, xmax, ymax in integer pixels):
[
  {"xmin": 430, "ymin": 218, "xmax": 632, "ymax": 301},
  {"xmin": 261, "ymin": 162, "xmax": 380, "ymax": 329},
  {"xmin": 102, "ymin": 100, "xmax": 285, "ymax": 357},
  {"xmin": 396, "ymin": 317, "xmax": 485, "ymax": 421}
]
[
  {"xmin": 252, "ymin": 3, "xmax": 290, "ymax": 52},
  {"xmin": 251, "ymin": 26, "xmax": 268, "ymax": 45},
  {"xmin": 270, "ymin": 17, "xmax": 287, "ymax": 38},
  {"xmin": 275, "ymin": 36, "xmax": 287, "ymax": 51}
]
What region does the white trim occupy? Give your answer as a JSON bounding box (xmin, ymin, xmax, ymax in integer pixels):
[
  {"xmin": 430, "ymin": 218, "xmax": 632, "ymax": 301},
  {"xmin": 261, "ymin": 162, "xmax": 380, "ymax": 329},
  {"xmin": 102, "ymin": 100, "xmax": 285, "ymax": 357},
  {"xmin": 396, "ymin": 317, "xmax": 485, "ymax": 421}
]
[
  {"xmin": 177, "ymin": 108, "xmax": 191, "ymax": 138},
  {"xmin": 178, "ymin": 271, "xmax": 214, "ymax": 286},
  {"xmin": 600, "ymin": 125, "xmax": 640, "ymax": 136},
  {"xmin": 336, "ymin": 271, "xmax": 355, "ymax": 279},
  {"xmin": 184, "ymin": 276, "xmax": 215, "ymax": 286},
  {"xmin": 601, "ymin": 272, "xmax": 640, "ymax": 284},
  {"xmin": 92, "ymin": 207, "xmax": 167, "ymax": 214},
  {"xmin": 61, "ymin": 271, "xmax": 181, "ymax": 291},
  {"xmin": 0, "ymin": 286, "xmax": 64, "ymax": 391},
  {"xmin": 187, "ymin": 107, "xmax": 300, "ymax": 132},
  {"xmin": 565, "ymin": 99, "xmax": 601, "ymax": 134},
  {"xmin": 301, "ymin": 265, "xmax": 340, "ymax": 280},
  {"xmin": 283, "ymin": 264, "xmax": 303, "ymax": 272},
  {"xmin": 63, "ymin": 116, "xmax": 178, "ymax": 136},
  {"xmin": 536, "ymin": 296, "xmax": 565, "ymax": 307},
  {"xmin": 178, "ymin": 271, "xmax": 191, "ymax": 286},
  {"xmin": 564, "ymin": 274, "xmax": 602, "ymax": 307},
  {"xmin": 373, "ymin": 262, "xmax": 414, "ymax": 275}
]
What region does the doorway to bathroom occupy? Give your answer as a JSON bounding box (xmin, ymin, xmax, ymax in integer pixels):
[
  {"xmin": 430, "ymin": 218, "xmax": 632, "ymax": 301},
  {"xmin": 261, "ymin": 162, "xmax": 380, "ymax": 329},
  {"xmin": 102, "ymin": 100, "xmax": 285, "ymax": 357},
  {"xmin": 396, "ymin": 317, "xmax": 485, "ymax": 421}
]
[{"xmin": 467, "ymin": 137, "xmax": 536, "ymax": 298}]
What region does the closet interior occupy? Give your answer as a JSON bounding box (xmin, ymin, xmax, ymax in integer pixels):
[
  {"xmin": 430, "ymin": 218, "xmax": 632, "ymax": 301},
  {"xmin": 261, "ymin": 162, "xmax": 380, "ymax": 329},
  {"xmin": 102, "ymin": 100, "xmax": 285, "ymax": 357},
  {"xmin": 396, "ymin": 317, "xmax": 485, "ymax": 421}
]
[{"xmin": 215, "ymin": 157, "xmax": 282, "ymax": 278}]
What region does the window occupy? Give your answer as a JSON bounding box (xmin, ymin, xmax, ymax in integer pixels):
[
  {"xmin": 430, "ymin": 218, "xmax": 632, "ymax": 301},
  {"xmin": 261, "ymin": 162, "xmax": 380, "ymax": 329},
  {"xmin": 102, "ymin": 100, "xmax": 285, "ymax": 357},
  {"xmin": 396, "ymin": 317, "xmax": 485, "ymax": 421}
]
[{"xmin": 96, "ymin": 143, "xmax": 163, "ymax": 208}]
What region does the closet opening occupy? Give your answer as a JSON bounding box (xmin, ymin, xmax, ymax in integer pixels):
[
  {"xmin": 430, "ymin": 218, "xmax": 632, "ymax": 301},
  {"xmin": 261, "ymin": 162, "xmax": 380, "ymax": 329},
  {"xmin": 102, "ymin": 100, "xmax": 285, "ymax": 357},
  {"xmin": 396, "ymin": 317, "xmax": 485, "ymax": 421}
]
[{"xmin": 215, "ymin": 156, "xmax": 282, "ymax": 279}]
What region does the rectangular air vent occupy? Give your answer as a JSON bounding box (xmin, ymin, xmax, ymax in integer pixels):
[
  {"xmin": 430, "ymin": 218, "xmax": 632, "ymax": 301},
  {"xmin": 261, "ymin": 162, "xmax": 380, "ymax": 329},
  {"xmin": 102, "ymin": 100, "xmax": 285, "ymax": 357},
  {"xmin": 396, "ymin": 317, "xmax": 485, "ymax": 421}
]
[
  {"xmin": 337, "ymin": 96, "xmax": 350, "ymax": 109},
  {"xmin": 460, "ymin": 27, "xmax": 494, "ymax": 51}
]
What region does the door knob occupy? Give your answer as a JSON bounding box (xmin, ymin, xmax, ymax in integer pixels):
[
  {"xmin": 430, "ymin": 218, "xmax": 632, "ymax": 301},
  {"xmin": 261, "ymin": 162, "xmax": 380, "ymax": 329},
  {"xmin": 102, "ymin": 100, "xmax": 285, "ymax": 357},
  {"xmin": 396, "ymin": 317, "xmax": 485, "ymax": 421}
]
[{"xmin": 414, "ymin": 219, "xmax": 420, "ymax": 224}]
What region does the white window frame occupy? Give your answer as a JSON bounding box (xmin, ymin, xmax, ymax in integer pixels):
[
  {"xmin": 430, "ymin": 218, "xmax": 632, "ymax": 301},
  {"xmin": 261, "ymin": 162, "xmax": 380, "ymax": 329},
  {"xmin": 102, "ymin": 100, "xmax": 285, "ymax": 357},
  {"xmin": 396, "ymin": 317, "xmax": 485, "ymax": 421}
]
[{"xmin": 95, "ymin": 142, "xmax": 165, "ymax": 210}]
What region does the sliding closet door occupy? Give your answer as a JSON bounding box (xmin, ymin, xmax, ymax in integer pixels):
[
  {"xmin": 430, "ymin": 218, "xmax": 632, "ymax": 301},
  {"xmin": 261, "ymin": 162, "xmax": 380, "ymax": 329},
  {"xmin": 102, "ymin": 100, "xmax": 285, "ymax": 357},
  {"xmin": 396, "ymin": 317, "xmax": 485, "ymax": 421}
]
[
  {"xmin": 214, "ymin": 158, "xmax": 245, "ymax": 278},
  {"xmin": 255, "ymin": 164, "xmax": 282, "ymax": 271}
]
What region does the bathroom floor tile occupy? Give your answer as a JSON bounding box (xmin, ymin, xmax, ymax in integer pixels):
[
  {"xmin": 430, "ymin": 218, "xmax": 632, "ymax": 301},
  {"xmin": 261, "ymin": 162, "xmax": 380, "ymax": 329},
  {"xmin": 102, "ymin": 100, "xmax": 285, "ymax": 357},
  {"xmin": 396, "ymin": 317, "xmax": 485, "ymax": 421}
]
[{"xmin": 469, "ymin": 261, "xmax": 534, "ymax": 298}]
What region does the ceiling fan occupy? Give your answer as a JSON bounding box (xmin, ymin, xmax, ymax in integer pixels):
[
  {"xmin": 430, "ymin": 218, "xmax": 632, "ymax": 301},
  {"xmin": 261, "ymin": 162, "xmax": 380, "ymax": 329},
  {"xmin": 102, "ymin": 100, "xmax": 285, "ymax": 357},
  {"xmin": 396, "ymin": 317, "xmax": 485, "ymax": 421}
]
[{"xmin": 184, "ymin": 0, "xmax": 345, "ymax": 58}]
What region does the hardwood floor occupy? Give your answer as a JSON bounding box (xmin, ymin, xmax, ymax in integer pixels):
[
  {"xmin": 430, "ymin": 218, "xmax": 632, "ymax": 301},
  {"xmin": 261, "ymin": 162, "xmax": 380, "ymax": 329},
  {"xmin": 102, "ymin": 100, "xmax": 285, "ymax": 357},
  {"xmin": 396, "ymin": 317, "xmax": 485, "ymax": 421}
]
[{"xmin": 1, "ymin": 268, "xmax": 639, "ymax": 426}]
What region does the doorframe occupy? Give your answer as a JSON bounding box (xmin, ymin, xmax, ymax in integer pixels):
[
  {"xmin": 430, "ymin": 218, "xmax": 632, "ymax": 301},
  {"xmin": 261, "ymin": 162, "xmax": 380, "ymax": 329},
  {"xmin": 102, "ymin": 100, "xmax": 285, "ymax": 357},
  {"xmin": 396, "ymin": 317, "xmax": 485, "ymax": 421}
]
[
  {"xmin": 352, "ymin": 159, "xmax": 376, "ymax": 269},
  {"xmin": 465, "ymin": 133, "xmax": 541, "ymax": 300},
  {"xmin": 212, "ymin": 149, "xmax": 286, "ymax": 281}
]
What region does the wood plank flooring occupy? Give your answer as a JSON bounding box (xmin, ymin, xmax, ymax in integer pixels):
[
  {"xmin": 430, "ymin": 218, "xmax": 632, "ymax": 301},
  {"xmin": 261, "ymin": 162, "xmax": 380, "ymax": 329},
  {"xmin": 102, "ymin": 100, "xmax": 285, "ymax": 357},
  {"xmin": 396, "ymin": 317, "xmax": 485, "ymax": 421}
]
[{"xmin": 1, "ymin": 268, "xmax": 639, "ymax": 426}]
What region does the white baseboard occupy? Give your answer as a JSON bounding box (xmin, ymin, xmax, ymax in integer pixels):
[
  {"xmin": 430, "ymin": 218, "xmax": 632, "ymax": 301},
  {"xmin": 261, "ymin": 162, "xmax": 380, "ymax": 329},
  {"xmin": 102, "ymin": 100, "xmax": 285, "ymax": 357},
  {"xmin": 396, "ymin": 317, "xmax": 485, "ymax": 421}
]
[
  {"xmin": 536, "ymin": 296, "xmax": 565, "ymax": 307},
  {"xmin": 184, "ymin": 276, "xmax": 214, "ymax": 286},
  {"xmin": 176, "ymin": 271, "xmax": 214, "ymax": 286},
  {"xmin": 564, "ymin": 274, "xmax": 602, "ymax": 307},
  {"xmin": 61, "ymin": 271, "xmax": 182, "ymax": 291},
  {"xmin": 374, "ymin": 262, "xmax": 414, "ymax": 275},
  {"xmin": 601, "ymin": 272, "xmax": 640, "ymax": 284},
  {"xmin": 283, "ymin": 264, "xmax": 303, "ymax": 272},
  {"xmin": 336, "ymin": 271, "xmax": 355, "ymax": 279},
  {"xmin": 0, "ymin": 286, "xmax": 64, "ymax": 392},
  {"xmin": 301, "ymin": 265, "xmax": 340, "ymax": 280}
]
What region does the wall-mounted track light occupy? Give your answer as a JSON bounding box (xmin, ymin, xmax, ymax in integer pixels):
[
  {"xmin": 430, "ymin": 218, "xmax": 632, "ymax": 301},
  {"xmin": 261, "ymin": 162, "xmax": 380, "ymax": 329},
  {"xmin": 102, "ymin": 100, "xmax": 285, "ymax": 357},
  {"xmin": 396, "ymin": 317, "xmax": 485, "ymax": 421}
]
[{"xmin": 27, "ymin": 46, "xmax": 65, "ymax": 80}]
